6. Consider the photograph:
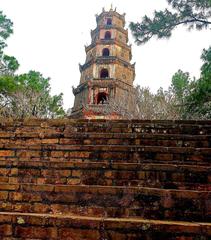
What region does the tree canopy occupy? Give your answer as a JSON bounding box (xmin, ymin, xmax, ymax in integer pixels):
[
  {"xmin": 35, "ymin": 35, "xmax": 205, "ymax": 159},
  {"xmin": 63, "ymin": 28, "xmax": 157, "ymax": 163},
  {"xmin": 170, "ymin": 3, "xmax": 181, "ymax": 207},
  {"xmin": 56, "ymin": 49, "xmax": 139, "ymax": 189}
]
[
  {"xmin": 128, "ymin": 1, "xmax": 211, "ymax": 120},
  {"xmin": 0, "ymin": 10, "xmax": 65, "ymax": 118},
  {"xmin": 0, "ymin": 11, "xmax": 13, "ymax": 51},
  {"xmin": 184, "ymin": 47, "xmax": 211, "ymax": 118},
  {"xmin": 0, "ymin": 71, "xmax": 65, "ymax": 118},
  {"xmin": 130, "ymin": 0, "xmax": 211, "ymax": 45}
]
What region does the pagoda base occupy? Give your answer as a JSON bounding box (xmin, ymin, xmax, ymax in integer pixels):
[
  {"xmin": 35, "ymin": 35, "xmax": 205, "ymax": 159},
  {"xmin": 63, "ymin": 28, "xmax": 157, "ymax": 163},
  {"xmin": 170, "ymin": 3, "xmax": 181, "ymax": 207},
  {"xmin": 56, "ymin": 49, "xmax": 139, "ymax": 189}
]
[{"xmin": 70, "ymin": 104, "xmax": 121, "ymax": 120}]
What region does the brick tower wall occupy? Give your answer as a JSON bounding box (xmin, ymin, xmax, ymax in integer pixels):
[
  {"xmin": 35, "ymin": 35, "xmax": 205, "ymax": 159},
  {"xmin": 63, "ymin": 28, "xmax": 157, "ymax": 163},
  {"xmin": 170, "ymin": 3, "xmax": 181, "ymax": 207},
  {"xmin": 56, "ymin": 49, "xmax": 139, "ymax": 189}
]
[{"xmin": 72, "ymin": 8, "xmax": 136, "ymax": 119}]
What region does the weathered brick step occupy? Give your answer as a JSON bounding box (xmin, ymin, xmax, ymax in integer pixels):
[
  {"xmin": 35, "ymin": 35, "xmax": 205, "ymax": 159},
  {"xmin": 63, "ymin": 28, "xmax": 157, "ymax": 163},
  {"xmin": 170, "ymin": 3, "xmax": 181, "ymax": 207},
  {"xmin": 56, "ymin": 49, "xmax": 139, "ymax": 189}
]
[
  {"xmin": 63, "ymin": 132, "xmax": 211, "ymax": 141},
  {"xmin": 0, "ymin": 212, "xmax": 210, "ymax": 240},
  {"xmin": 1, "ymin": 130, "xmax": 210, "ymax": 140},
  {"xmin": 0, "ymin": 160, "xmax": 209, "ymax": 190},
  {"xmin": 16, "ymin": 178, "xmax": 209, "ymax": 191},
  {"xmin": 62, "ymin": 133, "xmax": 211, "ymax": 148},
  {"xmin": 72, "ymin": 124, "xmax": 211, "ymax": 135},
  {"xmin": 1, "ymin": 118, "xmax": 211, "ymax": 125},
  {"xmin": 0, "ymin": 145, "xmax": 210, "ymax": 164},
  {"xmin": 2, "ymin": 144, "xmax": 211, "ymax": 154},
  {"xmin": 0, "ymin": 184, "xmax": 209, "ymax": 221},
  {"xmin": 1, "ymin": 133, "xmax": 211, "ymax": 148},
  {"xmin": 1, "ymin": 125, "xmax": 211, "ymax": 137},
  {"xmin": 0, "ymin": 158, "xmax": 207, "ymax": 167},
  {"xmin": 1, "ymin": 119, "xmax": 211, "ymax": 135}
]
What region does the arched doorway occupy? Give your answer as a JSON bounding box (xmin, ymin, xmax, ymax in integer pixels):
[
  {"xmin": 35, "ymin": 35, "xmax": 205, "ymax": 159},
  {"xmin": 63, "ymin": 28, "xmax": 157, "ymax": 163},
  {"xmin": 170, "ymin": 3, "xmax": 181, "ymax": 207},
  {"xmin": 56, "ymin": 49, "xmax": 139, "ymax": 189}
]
[
  {"xmin": 100, "ymin": 68, "xmax": 109, "ymax": 78},
  {"xmin": 102, "ymin": 48, "xmax": 110, "ymax": 56},
  {"xmin": 97, "ymin": 92, "xmax": 108, "ymax": 104},
  {"xmin": 104, "ymin": 31, "xmax": 111, "ymax": 40}
]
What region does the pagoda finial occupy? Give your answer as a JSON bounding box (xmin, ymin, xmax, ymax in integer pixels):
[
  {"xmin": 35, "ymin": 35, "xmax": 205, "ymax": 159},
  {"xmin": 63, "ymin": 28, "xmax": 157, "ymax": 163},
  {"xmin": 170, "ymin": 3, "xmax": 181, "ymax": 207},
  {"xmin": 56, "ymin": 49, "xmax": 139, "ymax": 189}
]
[
  {"xmin": 110, "ymin": 3, "xmax": 113, "ymax": 11},
  {"xmin": 102, "ymin": 7, "xmax": 105, "ymax": 12}
]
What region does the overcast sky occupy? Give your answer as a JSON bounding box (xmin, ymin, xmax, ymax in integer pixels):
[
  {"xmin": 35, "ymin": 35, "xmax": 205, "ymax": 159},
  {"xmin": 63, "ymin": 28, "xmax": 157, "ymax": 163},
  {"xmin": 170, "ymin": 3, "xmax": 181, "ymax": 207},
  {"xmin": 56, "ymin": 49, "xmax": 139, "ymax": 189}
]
[{"xmin": 1, "ymin": 0, "xmax": 211, "ymax": 109}]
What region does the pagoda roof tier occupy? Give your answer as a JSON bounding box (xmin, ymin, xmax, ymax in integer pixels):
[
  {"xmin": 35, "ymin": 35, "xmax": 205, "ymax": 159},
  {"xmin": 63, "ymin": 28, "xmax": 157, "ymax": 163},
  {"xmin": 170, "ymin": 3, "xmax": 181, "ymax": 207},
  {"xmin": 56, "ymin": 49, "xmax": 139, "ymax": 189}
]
[
  {"xmin": 91, "ymin": 25, "xmax": 128, "ymax": 38},
  {"xmin": 73, "ymin": 78, "xmax": 134, "ymax": 95},
  {"xmin": 96, "ymin": 10, "xmax": 126, "ymax": 25},
  {"xmin": 85, "ymin": 39, "xmax": 131, "ymax": 53},
  {"xmin": 89, "ymin": 79, "xmax": 134, "ymax": 89},
  {"xmin": 79, "ymin": 56, "xmax": 135, "ymax": 73}
]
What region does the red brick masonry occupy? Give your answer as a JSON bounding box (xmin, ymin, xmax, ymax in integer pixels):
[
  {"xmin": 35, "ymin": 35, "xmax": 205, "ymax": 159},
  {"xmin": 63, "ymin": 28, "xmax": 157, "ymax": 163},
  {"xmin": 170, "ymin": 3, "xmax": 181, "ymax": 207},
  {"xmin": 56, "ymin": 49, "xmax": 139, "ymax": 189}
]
[{"xmin": 0, "ymin": 119, "xmax": 210, "ymax": 239}]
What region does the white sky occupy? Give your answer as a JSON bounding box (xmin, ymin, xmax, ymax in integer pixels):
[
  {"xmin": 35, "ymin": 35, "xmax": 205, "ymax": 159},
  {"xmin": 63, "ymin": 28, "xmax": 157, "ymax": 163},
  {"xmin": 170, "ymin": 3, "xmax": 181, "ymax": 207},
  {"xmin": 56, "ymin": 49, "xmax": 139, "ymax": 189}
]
[{"xmin": 1, "ymin": 0, "xmax": 211, "ymax": 109}]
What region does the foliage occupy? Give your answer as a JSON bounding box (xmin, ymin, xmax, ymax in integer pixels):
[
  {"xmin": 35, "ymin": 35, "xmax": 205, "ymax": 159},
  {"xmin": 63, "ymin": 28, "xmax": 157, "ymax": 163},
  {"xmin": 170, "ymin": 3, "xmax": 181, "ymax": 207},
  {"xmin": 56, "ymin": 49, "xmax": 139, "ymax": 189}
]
[
  {"xmin": 171, "ymin": 70, "xmax": 190, "ymax": 99},
  {"xmin": 0, "ymin": 54, "xmax": 20, "ymax": 76},
  {"xmin": 0, "ymin": 11, "xmax": 18, "ymax": 76},
  {"xmin": 184, "ymin": 47, "xmax": 211, "ymax": 119},
  {"xmin": 170, "ymin": 69, "xmax": 193, "ymax": 117},
  {"xmin": 129, "ymin": 0, "xmax": 211, "ymax": 119},
  {"xmin": 130, "ymin": 0, "xmax": 211, "ymax": 45},
  {"xmin": 0, "ymin": 71, "xmax": 65, "ymax": 118},
  {"xmin": 0, "ymin": 11, "xmax": 13, "ymax": 51},
  {"xmin": 135, "ymin": 86, "xmax": 180, "ymax": 120},
  {"xmin": 105, "ymin": 45, "xmax": 211, "ymax": 120},
  {"xmin": 133, "ymin": 47, "xmax": 211, "ymax": 120},
  {"xmin": 0, "ymin": 10, "xmax": 65, "ymax": 118},
  {"xmin": 103, "ymin": 86, "xmax": 180, "ymax": 120},
  {"xmin": 2, "ymin": 55, "xmax": 19, "ymax": 72}
]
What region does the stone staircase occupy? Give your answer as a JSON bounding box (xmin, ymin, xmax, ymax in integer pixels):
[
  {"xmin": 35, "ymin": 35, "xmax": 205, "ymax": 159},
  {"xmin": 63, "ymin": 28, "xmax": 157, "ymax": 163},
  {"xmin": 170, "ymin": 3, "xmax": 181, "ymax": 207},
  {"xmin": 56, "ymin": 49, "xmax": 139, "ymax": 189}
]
[{"xmin": 0, "ymin": 119, "xmax": 210, "ymax": 239}]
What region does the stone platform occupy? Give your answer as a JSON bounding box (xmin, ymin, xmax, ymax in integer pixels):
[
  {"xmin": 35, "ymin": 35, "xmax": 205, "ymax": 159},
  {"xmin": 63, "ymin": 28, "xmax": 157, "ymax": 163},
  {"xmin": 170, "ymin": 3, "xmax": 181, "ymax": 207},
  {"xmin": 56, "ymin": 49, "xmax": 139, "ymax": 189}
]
[{"xmin": 0, "ymin": 119, "xmax": 210, "ymax": 239}]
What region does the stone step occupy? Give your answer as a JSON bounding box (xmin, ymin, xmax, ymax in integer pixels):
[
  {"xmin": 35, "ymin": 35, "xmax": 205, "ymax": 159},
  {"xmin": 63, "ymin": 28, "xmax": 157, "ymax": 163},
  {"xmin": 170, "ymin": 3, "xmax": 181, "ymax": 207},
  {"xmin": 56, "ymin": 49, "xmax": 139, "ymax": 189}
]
[
  {"xmin": 2, "ymin": 119, "xmax": 211, "ymax": 126},
  {"xmin": 1, "ymin": 133, "xmax": 211, "ymax": 148},
  {"xmin": 1, "ymin": 119, "xmax": 211, "ymax": 135},
  {"xmin": 0, "ymin": 212, "xmax": 210, "ymax": 239},
  {"xmin": 0, "ymin": 119, "xmax": 210, "ymax": 238},
  {"xmin": 2, "ymin": 144, "xmax": 211, "ymax": 153},
  {"xmin": 0, "ymin": 160, "xmax": 209, "ymax": 190},
  {"xmin": 60, "ymin": 133, "xmax": 211, "ymax": 148},
  {"xmin": 0, "ymin": 145, "xmax": 210, "ymax": 164},
  {"xmin": 0, "ymin": 183, "xmax": 209, "ymax": 222}
]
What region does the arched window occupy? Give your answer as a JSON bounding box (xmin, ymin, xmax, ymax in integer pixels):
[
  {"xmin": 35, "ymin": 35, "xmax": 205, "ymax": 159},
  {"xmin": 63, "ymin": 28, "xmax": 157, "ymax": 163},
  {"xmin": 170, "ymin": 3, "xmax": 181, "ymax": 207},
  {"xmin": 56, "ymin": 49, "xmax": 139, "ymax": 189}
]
[
  {"xmin": 102, "ymin": 48, "xmax": 110, "ymax": 57},
  {"xmin": 106, "ymin": 18, "xmax": 112, "ymax": 25},
  {"xmin": 100, "ymin": 68, "xmax": 109, "ymax": 78},
  {"xmin": 97, "ymin": 92, "xmax": 108, "ymax": 104},
  {"xmin": 104, "ymin": 31, "xmax": 111, "ymax": 40}
]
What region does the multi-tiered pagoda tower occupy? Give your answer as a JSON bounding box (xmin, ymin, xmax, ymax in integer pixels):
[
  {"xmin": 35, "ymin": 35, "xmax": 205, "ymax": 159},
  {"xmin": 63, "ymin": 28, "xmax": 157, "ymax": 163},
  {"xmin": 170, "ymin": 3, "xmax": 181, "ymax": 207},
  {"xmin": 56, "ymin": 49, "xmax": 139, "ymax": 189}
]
[{"xmin": 71, "ymin": 7, "xmax": 136, "ymax": 119}]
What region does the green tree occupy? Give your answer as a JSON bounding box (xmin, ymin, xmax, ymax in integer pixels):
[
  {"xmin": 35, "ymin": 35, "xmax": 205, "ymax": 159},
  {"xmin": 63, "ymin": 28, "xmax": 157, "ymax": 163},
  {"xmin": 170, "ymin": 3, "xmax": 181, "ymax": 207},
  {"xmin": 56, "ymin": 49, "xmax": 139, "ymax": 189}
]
[
  {"xmin": 0, "ymin": 11, "xmax": 18, "ymax": 76},
  {"xmin": 171, "ymin": 70, "xmax": 190, "ymax": 99},
  {"xmin": 170, "ymin": 70, "xmax": 192, "ymax": 115},
  {"xmin": 129, "ymin": 1, "xmax": 211, "ymax": 119},
  {"xmin": 130, "ymin": 0, "xmax": 211, "ymax": 45},
  {"xmin": 0, "ymin": 71, "xmax": 65, "ymax": 118},
  {"xmin": 0, "ymin": 55, "xmax": 20, "ymax": 75},
  {"xmin": 185, "ymin": 47, "xmax": 211, "ymax": 118},
  {"xmin": 0, "ymin": 11, "xmax": 13, "ymax": 51},
  {"xmin": 0, "ymin": 10, "xmax": 65, "ymax": 118}
]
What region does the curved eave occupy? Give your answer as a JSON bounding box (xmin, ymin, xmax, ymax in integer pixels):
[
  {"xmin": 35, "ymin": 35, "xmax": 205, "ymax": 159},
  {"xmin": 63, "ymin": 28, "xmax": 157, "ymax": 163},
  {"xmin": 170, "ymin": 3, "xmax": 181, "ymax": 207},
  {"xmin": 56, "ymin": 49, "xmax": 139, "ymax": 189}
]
[
  {"xmin": 85, "ymin": 39, "xmax": 131, "ymax": 53},
  {"xmin": 72, "ymin": 82, "xmax": 88, "ymax": 95},
  {"xmin": 91, "ymin": 25, "xmax": 128, "ymax": 39},
  {"xmin": 96, "ymin": 11, "xmax": 126, "ymax": 25},
  {"xmin": 75, "ymin": 78, "xmax": 134, "ymax": 90},
  {"xmin": 80, "ymin": 56, "xmax": 135, "ymax": 72}
]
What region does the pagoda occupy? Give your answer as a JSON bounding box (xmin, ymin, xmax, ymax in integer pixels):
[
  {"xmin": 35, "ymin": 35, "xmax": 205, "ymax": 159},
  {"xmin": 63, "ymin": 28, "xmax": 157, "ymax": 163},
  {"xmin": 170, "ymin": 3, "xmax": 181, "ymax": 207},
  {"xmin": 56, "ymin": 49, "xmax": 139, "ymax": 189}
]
[{"xmin": 71, "ymin": 7, "xmax": 136, "ymax": 119}]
